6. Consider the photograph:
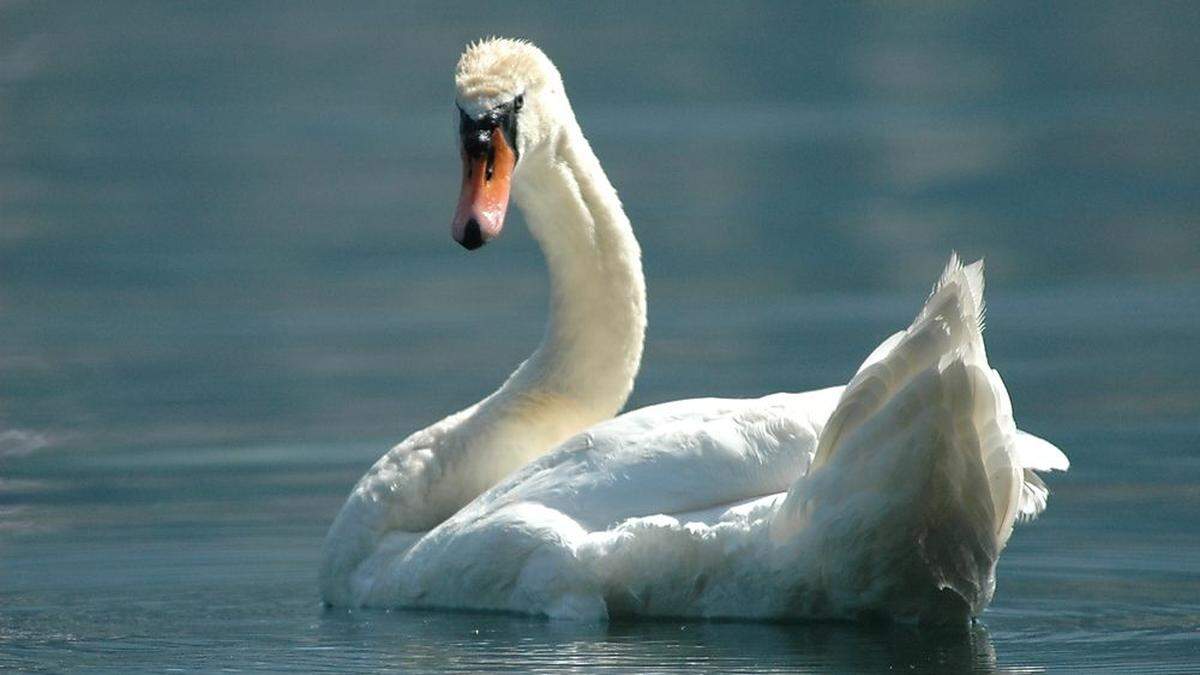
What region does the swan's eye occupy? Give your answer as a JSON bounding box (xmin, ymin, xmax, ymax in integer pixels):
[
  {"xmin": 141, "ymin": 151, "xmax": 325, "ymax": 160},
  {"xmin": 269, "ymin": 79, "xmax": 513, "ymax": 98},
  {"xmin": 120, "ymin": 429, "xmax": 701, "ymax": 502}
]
[{"xmin": 514, "ymin": 94, "xmax": 524, "ymax": 112}]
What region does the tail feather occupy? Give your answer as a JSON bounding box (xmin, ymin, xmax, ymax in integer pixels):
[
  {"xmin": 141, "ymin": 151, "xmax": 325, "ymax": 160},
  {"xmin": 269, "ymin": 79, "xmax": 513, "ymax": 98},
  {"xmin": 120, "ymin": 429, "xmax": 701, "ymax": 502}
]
[
  {"xmin": 772, "ymin": 254, "xmax": 1067, "ymax": 620},
  {"xmin": 1014, "ymin": 430, "xmax": 1070, "ymax": 472},
  {"xmin": 1013, "ymin": 430, "xmax": 1069, "ymax": 520},
  {"xmin": 1018, "ymin": 470, "xmax": 1050, "ymax": 522}
]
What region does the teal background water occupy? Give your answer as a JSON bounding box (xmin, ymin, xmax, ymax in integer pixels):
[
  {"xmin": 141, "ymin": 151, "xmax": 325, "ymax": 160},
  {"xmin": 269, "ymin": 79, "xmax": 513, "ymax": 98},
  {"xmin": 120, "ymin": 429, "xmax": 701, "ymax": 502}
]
[{"xmin": 2, "ymin": 2, "xmax": 1198, "ymax": 672}]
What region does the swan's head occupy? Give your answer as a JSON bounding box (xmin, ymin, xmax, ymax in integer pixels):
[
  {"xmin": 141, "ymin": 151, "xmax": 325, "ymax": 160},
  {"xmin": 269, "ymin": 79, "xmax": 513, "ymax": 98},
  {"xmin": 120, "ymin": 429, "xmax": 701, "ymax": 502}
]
[{"xmin": 452, "ymin": 38, "xmax": 566, "ymax": 250}]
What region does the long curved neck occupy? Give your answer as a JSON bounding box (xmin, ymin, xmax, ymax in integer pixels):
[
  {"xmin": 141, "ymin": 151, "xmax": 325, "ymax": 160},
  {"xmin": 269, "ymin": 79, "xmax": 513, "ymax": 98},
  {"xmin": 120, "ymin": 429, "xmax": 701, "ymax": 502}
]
[
  {"xmin": 317, "ymin": 126, "xmax": 643, "ymax": 597},
  {"xmin": 457, "ymin": 108, "xmax": 645, "ymax": 484},
  {"xmin": 508, "ymin": 118, "xmax": 646, "ymax": 417}
]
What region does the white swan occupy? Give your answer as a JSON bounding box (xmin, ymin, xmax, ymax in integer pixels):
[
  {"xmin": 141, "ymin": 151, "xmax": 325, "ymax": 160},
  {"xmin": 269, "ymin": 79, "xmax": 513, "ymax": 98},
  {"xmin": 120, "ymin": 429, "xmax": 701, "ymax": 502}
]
[{"xmin": 319, "ymin": 38, "xmax": 1068, "ymax": 624}]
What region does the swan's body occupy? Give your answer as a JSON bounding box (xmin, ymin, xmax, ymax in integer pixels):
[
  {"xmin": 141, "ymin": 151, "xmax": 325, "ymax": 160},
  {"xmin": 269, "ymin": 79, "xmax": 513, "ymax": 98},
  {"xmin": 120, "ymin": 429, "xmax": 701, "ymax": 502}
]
[{"xmin": 319, "ymin": 38, "xmax": 1067, "ymax": 622}]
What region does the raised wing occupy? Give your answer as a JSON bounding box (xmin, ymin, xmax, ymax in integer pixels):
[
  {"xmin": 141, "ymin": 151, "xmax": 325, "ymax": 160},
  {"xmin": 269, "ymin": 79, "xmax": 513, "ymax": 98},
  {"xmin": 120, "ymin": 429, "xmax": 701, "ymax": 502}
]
[{"xmin": 771, "ymin": 255, "xmax": 1068, "ymax": 617}]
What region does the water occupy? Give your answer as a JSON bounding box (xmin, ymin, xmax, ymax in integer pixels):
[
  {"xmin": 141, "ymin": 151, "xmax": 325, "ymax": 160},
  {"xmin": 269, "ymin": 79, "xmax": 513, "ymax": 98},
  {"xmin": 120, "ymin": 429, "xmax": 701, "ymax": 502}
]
[{"xmin": 2, "ymin": 2, "xmax": 1198, "ymax": 672}]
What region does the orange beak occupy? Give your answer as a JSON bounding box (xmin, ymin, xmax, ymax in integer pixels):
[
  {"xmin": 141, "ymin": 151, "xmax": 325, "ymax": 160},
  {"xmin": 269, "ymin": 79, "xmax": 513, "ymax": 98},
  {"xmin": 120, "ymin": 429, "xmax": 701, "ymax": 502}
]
[{"xmin": 452, "ymin": 125, "xmax": 516, "ymax": 250}]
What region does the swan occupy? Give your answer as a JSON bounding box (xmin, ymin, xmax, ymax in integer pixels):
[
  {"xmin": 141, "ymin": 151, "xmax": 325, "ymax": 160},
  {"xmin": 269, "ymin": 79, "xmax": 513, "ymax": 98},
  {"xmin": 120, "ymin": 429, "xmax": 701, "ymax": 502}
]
[{"xmin": 319, "ymin": 38, "xmax": 1068, "ymax": 624}]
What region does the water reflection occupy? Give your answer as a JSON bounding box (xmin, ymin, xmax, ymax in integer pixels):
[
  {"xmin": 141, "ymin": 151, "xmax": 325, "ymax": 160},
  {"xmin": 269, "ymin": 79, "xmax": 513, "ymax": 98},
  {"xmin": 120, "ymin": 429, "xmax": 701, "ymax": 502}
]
[{"xmin": 312, "ymin": 610, "xmax": 1005, "ymax": 673}]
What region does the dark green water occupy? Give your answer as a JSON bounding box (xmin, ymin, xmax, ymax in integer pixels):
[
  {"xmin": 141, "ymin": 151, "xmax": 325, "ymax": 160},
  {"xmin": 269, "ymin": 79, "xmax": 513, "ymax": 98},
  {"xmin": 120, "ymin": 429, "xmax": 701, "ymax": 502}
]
[{"xmin": 2, "ymin": 2, "xmax": 1198, "ymax": 672}]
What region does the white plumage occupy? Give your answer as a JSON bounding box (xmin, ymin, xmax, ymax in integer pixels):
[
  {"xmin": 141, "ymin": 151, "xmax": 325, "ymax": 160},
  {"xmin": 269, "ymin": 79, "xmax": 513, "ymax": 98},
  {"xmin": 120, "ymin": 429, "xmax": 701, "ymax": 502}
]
[{"xmin": 319, "ymin": 38, "xmax": 1067, "ymax": 624}]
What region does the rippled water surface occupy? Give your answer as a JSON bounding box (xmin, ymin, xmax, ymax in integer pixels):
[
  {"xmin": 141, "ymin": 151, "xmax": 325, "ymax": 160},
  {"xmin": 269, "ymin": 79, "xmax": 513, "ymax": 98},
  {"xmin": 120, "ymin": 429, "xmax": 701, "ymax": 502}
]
[{"xmin": 3, "ymin": 2, "xmax": 1199, "ymax": 672}]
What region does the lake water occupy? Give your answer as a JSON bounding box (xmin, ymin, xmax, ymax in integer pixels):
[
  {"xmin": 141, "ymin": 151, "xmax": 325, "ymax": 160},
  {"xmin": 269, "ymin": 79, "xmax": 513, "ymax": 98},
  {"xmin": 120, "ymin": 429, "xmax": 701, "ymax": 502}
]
[{"xmin": 2, "ymin": 2, "xmax": 1198, "ymax": 672}]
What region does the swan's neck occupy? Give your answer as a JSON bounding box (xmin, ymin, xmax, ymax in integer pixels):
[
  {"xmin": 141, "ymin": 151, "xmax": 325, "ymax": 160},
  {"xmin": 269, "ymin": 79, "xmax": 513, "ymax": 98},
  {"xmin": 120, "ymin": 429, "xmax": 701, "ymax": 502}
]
[
  {"xmin": 469, "ymin": 114, "xmax": 646, "ymax": 469},
  {"xmin": 516, "ymin": 122, "xmax": 645, "ymax": 409}
]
